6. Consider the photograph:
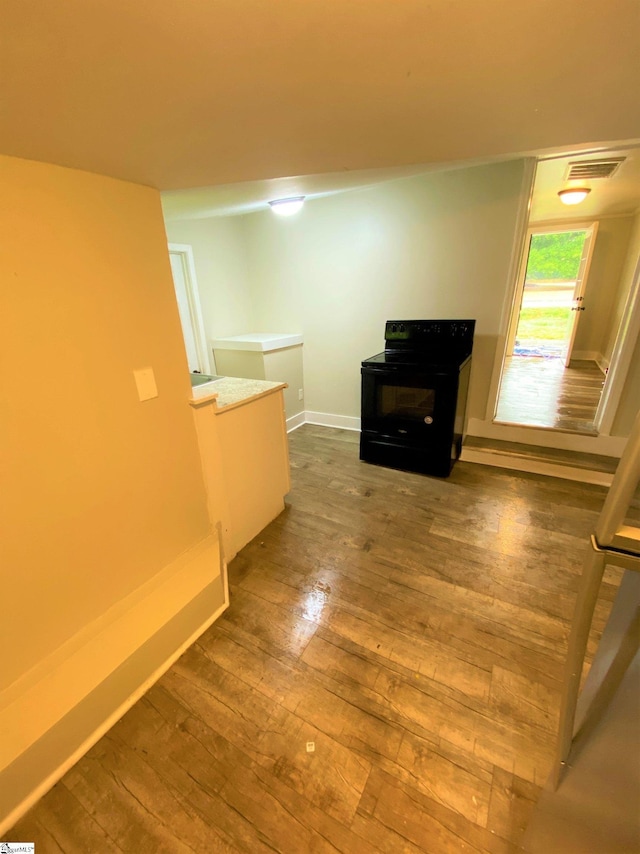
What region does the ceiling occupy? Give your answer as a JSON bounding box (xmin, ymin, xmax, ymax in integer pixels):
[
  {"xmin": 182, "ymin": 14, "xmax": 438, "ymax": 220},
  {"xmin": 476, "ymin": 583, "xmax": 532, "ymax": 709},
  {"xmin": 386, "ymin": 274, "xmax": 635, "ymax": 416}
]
[
  {"xmin": 530, "ymin": 146, "xmax": 640, "ymax": 222},
  {"xmin": 161, "ymin": 155, "xmax": 510, "ymax": 220},
  {"xmin": 2, "ymin": 1, "xmax": 640, "ymax": 196}
]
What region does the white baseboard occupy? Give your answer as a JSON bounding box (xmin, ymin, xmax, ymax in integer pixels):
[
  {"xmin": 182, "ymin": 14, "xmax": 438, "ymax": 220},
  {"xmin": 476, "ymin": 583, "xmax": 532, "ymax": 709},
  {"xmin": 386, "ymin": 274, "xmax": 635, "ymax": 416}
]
[
  {"xmin": 460, "ymin": 447, "xmax": 614, "ymax": 487},
  {"xmin": 467, "ymin": 418, "xmax": 627, "ymax": 458},
  {"xmin": 302, "ymin": 411, "xmax": 361, "ymax": 431},
  {"xmin": 572, "ymin": 349, "xmax": 600, "ymax": 362},
  {"xmin": 0, "ymin": 532, "xmax": 228, "ymax": 836},
  {"xmin": 286, "ymin": 411, "xmax": 306, "ymax": 433},
  {"xmin": 571, "ymin": 350, "xmax": 608, "ymax": 375},
  {"xmin": 291, "ymin": 411, "xmax": 625, "ymax": 476}
]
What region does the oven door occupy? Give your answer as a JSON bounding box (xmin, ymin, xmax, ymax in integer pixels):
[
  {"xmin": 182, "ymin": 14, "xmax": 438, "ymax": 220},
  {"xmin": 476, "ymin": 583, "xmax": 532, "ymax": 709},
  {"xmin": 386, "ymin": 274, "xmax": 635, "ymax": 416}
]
[{"xmin": 361, "ymin": 364, "xmax": 458, "ymax": 443}]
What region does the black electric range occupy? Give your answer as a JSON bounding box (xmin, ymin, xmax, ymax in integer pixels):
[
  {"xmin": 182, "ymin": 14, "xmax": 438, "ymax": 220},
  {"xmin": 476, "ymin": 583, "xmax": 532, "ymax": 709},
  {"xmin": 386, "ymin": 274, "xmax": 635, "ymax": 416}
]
[{"xmin": 360, "ymin": 319, "xmax": 475, "ymax": 477}]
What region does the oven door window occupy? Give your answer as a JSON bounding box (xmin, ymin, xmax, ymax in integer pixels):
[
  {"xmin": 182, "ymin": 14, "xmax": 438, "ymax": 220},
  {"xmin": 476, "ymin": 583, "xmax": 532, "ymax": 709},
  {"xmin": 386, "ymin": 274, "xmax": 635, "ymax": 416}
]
[
  {"xmin": 361, "ymin": 368, "xmax": 457, "ymax": 441},
  {"xmin": 378, "ymin": 383, "xmax": 435, "ymax": 420}
]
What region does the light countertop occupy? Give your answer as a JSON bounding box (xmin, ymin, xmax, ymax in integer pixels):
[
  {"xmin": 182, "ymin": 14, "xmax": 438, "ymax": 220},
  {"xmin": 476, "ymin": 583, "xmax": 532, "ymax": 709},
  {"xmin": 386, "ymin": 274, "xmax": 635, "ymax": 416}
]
[{"xmin": 189, "ymin": 375, "xmax": 286, "ymax": 411}]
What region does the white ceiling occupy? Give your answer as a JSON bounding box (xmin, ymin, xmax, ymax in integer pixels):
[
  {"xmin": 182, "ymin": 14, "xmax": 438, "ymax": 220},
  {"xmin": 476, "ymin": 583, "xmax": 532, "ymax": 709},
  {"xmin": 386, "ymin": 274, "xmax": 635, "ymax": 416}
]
[
  {"xmin": 2, "ymin": 1, "xmax": 640, "ymax": 194},
  {"xmin": 160, "ymin": 155, "xmax": 511, "ymax": 220},
  {"xmin": 162, "ymin": 145, "xmax": 640, "ymax": 221},
  {"xmin": 530, "ymin": 146, "xmax": 640, "ymax": 222}
]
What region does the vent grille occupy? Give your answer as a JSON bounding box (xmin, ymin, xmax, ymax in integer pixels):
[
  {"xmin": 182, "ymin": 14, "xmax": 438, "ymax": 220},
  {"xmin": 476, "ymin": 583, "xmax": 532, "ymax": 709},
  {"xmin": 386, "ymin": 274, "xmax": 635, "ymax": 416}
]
[{"xmin": 564, "ymin": 158, "xmax": 626, "ymax": 181}]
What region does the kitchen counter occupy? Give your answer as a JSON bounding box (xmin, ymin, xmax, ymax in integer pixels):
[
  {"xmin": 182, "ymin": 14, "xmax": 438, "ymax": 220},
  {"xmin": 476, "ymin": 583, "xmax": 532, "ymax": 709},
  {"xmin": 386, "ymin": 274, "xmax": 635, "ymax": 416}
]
[
  {"xmin": 189, "ymin": 376, "xmax": 286, "ymax": 412},
  {"xmin": 189, "ymin": 375, "xmax": 290, "ymax": 562}
]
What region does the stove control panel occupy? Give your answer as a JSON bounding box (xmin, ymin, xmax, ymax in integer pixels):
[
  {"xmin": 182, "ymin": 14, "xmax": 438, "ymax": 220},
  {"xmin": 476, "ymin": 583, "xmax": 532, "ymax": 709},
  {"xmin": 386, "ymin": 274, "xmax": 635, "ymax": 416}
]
[{"xmin": 385, "ymin": 319, "xmax": 475, "ymax": 345}]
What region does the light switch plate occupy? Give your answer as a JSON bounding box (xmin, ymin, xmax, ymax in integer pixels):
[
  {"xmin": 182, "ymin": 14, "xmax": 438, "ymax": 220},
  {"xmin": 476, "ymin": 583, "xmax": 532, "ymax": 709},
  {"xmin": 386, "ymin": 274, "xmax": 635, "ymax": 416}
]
[{"xmin": 133, "ymin": 367, "xmax": 158, "ymax": 401}]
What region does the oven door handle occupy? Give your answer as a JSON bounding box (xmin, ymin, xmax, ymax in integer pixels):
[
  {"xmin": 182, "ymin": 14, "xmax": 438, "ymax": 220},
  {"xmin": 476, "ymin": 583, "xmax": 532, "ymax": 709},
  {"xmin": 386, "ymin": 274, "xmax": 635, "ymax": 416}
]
[
  {"xmin": 362, "ymin": 364, "xmax": 452, "ymax": 378},
  {"xmin": 362, "ymin": 365, "xmax": 403, "ymax": 373}
]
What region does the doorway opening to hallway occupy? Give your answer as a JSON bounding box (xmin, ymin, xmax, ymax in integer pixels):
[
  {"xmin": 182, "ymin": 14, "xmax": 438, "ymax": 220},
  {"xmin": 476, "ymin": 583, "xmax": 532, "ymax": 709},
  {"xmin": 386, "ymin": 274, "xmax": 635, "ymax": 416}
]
[{"xmin": 496, "ymin": 223, "xmax": 604, "ymax": 434}]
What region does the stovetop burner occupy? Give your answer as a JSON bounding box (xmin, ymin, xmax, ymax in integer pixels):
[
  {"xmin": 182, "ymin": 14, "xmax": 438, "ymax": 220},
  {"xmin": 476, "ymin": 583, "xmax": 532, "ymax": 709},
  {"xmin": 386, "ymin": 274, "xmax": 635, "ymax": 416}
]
[{"xmin": 382, "ymin": 319, "xmax": 475, "ymax": 362}]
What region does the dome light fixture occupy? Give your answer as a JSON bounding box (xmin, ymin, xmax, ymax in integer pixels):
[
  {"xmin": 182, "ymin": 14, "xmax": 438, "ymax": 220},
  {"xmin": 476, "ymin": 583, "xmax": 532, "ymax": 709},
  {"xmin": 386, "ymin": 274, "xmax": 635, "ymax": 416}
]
[
  {"xmin": 268, "ymin": 196, "xmax": 305, "ymax": 216},
  {"xmin": 558, "ymin": 187, "xmax": 591, "ymax": 206}
]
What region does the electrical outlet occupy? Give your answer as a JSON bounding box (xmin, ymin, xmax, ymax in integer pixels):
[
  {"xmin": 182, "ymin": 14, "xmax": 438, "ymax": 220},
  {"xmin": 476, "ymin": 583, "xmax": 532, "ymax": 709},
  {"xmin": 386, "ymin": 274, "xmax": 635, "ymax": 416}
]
[{"xmin": 298, "ymin": 388, "xmax": 304, "ymax": 401}]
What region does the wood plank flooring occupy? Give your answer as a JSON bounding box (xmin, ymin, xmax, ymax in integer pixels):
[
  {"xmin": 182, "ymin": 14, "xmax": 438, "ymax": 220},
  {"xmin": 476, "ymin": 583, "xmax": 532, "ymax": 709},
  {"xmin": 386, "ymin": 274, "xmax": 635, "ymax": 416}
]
[
  {"xmin": 495, "ymin": 357, "xmax": 605, "ymax": 434},
  {"xmin": 10, "ymin": 426, "xmax": 624, "ymax": 853}
]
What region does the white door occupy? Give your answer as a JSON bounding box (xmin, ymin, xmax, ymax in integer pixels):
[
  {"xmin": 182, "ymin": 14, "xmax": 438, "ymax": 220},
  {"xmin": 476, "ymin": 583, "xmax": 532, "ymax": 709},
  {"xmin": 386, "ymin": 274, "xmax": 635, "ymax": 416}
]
[
  {"xmin": 564, "ymin": 222, "xmax": 599, "ymax": 366},
  {"xmin": 170, "ymin": 252, "xmax": 200, "ymax": 371},
  {"xmin": 168, "ymin": 245, "xmax": 211, "ymax": 375}
]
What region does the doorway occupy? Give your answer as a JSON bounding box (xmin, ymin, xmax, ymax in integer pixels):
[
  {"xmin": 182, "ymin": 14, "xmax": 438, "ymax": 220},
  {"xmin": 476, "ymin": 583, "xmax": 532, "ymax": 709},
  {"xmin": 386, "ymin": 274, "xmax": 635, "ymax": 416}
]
[
  {"xmin": 168, "ymin": 243, "xmax": 211, "ymax": 375},
  {"xmin": 506, "ymin": 225, "xmax": 598, "ymax": 363},
  {"xmin": 489, "ymin": 146, "xmax": 640, "ymax": 443},
  {"xmin": 496, "ymin": 223, "xmax": 603, "ymax": 433}
]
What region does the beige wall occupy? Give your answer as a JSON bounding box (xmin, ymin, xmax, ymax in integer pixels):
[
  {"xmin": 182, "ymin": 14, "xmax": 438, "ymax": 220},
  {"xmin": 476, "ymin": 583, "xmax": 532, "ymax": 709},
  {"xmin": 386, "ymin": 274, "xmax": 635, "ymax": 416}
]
[
  {"xmin": 164, "ymin": 216, "xmax": 254, "ymax": 369},
  {"xmin": 604, "ymin": 213, "xmax": 640, "ymax": 365},
  {"xmin": 0, "ymin": 155, "xmax": 211, "ymax": 692},
  {"xmin": 569, "ymin": 216, "xmax": 634, "ymax": 359},
  {"xmin": 242, "ymin": 160, "xmax": 527, "ymax": 422},
  {"xmin": 213, "ymin": 347, "xmax": 304, "ymax": 420},
  {"xmin": 163, "ymin": 161, "xmax": 640, "ymax": 439},
  {"xmin": 611, "ymin": 213, "xmax": 640, "ymax": 436}
]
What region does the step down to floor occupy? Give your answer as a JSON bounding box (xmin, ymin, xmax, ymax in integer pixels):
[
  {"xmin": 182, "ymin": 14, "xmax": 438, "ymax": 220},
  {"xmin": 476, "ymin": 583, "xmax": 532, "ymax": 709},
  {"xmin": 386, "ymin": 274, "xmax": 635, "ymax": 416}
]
[{"xmin": 460, "ymin": 436, "xmax": 619, "ymax": 485}]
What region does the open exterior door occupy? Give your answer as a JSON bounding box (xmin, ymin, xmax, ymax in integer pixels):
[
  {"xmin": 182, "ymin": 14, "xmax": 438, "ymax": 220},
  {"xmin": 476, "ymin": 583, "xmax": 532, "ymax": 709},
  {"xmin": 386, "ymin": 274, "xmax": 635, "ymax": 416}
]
[{"xmin": 564, "ymin": 222, "xmax": 599, "ymax": 366}]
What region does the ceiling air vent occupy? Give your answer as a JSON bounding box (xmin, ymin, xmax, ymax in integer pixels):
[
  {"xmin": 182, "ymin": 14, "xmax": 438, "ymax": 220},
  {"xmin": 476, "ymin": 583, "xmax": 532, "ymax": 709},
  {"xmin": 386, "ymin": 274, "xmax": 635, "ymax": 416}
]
[{"xmin": 564, "ymin": 158, "xmax": 626, "ymax": 181}]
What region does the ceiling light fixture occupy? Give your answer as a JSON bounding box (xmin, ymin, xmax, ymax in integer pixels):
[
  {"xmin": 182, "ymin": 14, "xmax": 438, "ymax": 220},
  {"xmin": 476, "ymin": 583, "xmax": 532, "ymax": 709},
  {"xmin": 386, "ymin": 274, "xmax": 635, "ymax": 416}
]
[
  {"xmin": 268, "ymin": 196, "xmax": 305, "ymax": 216},
  {"xmin": 558, "ymin": 187, "xmax": 591, "ymax": 206}
]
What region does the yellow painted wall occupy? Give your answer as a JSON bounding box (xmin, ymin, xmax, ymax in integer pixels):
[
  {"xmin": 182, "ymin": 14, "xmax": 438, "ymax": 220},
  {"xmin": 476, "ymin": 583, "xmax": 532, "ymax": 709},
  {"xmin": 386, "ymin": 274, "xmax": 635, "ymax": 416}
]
[
  {"xmin": 0, "ymin": 154, "xmax": 211, "ymax": 692},
  {"xmin": 611, "ymin": 213, "xmax": 640, "ymax": 436}
]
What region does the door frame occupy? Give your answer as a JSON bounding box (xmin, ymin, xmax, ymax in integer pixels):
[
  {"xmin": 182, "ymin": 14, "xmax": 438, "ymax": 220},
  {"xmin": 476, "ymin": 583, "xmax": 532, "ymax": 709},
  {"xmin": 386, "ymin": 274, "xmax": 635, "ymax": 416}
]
[
  {"xmin": 594, "ymin": 252, "xmax": 640, "ymax": 435},
  {"xmin": 488, "ymin": 218, "xmax": 639, "ymax": 440},
  {"xmin": 485, "ymin": 200, "xmax": 639, "ymax": 446},
  {"xmin": 504, "ymin": 221, "xmax": 598, "ymax": 362},
  {"xmin": 168, "ymin": 243, "xmax": 211, "ymax": 375}
]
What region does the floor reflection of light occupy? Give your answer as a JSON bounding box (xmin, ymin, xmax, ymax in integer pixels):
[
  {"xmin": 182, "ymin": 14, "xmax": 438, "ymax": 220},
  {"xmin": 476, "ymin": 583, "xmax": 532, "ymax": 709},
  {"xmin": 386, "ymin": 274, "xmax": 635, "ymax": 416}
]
[
  {"xmin": 495, "ymin": 514, "xmax": 531, "ymax": 556},
  {"xmin": 302, "ymin": 581, "xmax": 331, "ymax": 623}
]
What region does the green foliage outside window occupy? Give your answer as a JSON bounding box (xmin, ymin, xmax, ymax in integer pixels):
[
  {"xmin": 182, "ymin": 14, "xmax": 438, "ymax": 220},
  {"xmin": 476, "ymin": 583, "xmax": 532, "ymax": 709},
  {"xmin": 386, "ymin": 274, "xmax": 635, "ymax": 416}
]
[{"xmin": 526, "ymin": 231, "xmax": 586, "ymax": 281}]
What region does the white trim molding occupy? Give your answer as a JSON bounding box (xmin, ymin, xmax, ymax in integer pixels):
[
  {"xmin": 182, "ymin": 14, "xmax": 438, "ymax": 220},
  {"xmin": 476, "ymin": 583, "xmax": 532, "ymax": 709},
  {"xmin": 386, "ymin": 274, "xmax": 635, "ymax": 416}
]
[
  {"xmin": 467, "ymin": 417, "xmax": 627, "ymax": 457},
  {"xmin": 0, "ymin": 531, "xmax": 228, "ymax": 836},
  {"xmin": 460, "ymin": 446, "xmax": 614, "ymax": 487},
  {"xmin": 304, "ymin": 411, "xmax": 361, "ymax": 432},
  {"xmin": 571, "ymin": 350, "xmax": 608, "ymax": 374},
  {"xmin": 286, "ymin": 411, "xmax": 306, "ymax": 433}
]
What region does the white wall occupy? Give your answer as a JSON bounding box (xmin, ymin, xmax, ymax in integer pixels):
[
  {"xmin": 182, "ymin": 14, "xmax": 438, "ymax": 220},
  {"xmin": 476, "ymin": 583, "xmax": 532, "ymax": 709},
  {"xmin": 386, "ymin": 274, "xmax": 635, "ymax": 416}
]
[
  {"xmin": 163, "ymin": 163, "xmax": 640, "ymax": 439},
  {"xmin": 165, "ymin": 217, "xmax": 254, "ymax": 368},
  {"xmin": 242, "ymin": 160, "xmax": 527, "ymax": 422}
]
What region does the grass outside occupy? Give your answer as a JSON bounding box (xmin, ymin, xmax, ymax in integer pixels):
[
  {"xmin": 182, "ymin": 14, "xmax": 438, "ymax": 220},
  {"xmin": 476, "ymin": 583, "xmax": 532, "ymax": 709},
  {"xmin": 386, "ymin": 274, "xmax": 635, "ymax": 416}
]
[{"xmin": 516, "ymin": 307, "xmax": 571, "ymax": 341}]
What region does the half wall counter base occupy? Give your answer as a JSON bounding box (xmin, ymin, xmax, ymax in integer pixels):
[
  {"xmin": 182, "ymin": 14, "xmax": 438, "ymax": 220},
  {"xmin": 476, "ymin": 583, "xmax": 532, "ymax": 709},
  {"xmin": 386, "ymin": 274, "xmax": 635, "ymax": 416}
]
[
  {"xmin": 190, "ymin": 375, "xmax": 291, "ymax": 562},
  {"xmin": 0, "ymin": 529, "xmax": 228, "ymax": 836}
]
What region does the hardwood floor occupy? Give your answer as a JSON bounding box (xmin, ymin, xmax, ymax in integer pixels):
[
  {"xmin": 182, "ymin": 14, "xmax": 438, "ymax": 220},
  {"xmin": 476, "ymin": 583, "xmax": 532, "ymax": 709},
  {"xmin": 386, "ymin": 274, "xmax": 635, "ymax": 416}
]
[
  {"xmin": 495, "ymin": 357, "xmax": 605, "ymax": 434},
  {"xmin": 10, "ymin": 426, "xmax": 624, "ymax": 853}
]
